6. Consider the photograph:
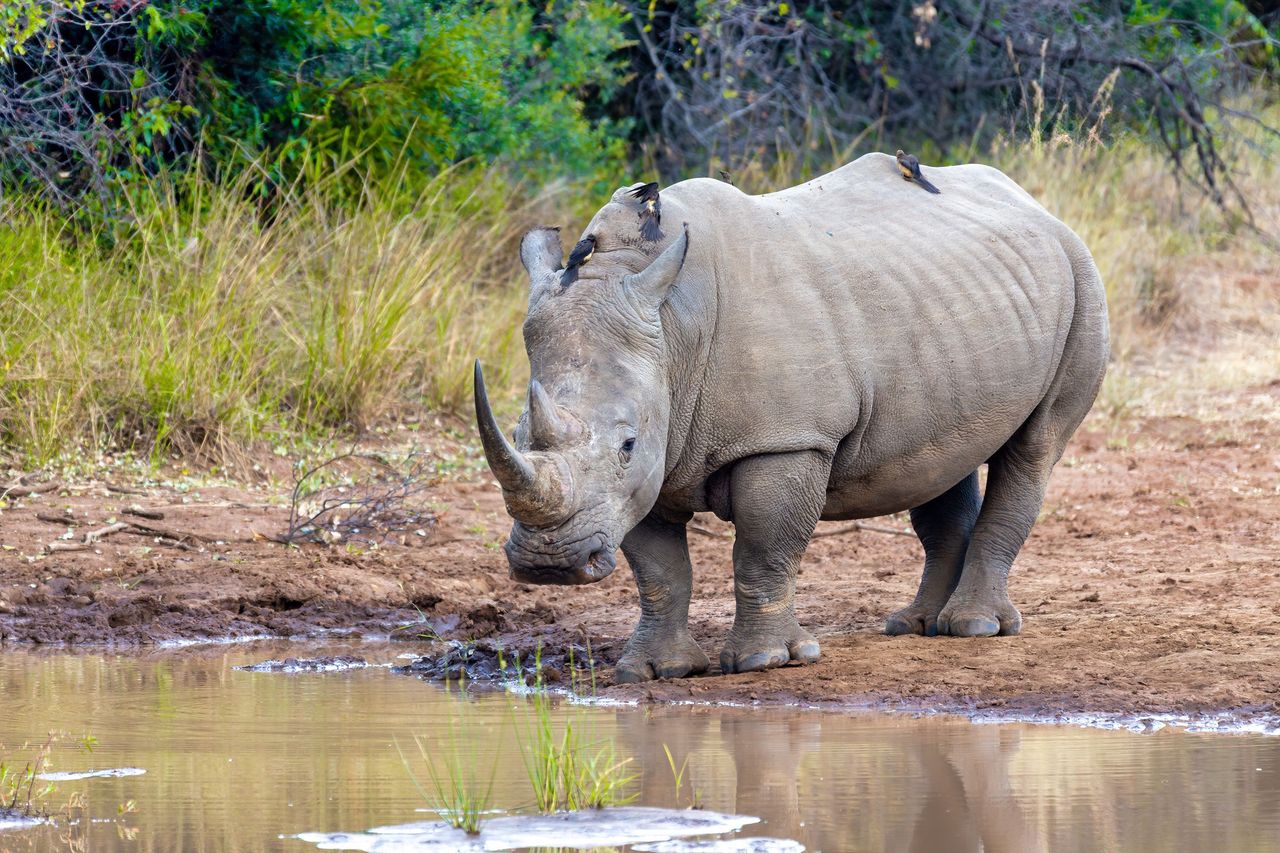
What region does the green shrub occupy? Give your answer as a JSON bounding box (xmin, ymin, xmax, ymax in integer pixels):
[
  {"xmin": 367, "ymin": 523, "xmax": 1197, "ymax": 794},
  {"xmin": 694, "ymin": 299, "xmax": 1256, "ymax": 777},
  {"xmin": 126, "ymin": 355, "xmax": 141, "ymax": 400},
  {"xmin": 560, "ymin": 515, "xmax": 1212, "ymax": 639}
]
[{"xmin": 0, "ymin": 0, "xmax": 633, "ymax": 209}]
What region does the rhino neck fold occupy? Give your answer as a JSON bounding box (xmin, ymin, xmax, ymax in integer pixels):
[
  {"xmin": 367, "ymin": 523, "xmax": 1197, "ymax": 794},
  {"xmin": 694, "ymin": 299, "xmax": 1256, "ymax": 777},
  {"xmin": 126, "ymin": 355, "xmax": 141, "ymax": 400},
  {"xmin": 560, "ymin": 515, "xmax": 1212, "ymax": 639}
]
[{"xmin": 656, "ymin": 257, "xmax": 716, "ymax": 488}]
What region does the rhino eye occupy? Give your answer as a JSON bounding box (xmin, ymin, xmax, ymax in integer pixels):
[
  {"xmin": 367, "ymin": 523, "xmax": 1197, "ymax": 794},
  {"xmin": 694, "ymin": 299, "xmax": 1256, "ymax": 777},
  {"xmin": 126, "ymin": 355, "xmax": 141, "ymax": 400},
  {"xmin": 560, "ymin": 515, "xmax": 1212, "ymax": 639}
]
[{"xmin": 618, "ymin": 437, "xmax": 635, "ymax": 466}]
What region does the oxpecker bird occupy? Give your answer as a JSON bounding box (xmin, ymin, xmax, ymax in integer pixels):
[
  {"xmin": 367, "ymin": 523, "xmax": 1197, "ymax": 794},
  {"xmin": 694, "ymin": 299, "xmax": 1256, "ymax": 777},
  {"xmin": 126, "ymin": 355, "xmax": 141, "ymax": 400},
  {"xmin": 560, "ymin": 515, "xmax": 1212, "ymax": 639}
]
[
  {"xmin": 895, "ymin": 149, "xmax": 941, "ymax": 194},
  {"xmin": 561, "ymin": 235, "xmax": 596, "ymax": 286},
  {"xmin": 629, "ymin": 182, "xmax": 664, "ymax": 242}
]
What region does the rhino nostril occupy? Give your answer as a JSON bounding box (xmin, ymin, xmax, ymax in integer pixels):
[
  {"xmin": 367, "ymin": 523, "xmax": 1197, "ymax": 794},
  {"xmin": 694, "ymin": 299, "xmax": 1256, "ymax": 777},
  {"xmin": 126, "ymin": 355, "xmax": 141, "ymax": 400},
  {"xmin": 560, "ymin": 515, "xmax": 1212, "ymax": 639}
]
[{"xmin": 584, "ymin": 549, "xmax": 613, "ymax": 579}]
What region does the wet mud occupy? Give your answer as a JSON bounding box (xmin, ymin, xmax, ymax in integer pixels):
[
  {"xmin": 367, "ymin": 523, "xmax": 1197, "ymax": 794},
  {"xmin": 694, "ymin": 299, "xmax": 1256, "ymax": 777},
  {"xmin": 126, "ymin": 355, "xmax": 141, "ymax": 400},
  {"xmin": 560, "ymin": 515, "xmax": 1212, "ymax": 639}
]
[
  {"xmin": 2, "ymin": 379, "xmax": 1279, "ymax": 721},
  {"xmin": 235, "ymin": 655, "xmax": 370, "ymax": 673}
]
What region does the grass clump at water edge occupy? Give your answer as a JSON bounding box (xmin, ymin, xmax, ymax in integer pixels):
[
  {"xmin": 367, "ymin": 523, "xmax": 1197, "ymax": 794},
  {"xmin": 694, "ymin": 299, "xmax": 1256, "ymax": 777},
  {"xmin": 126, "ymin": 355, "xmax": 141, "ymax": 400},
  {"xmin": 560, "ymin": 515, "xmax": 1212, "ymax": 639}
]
[
  {"xmin": 396, "ymin": 681, "xmax": 497, "ymax": 835},
  {"xmin": 515, "ymin": 645, "xmax": 637, "ymax": 813},
  {"xmin": 398, "ymin": 645, "xmax": 639, "ymax": 835},
  {"xmin": 0, "ymin": 732, "xmax": 99, "ymax": 821}
]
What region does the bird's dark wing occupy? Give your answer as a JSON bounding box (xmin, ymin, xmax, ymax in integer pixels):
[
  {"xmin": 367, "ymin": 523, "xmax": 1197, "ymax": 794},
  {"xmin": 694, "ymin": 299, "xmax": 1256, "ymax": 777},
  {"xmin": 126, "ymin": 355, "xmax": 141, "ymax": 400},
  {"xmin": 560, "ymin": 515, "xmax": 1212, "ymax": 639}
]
[
  {"xmin": 629, "ymin": 181, "xmax": 664, "ymax": 242},
  {"xmin": 629, "ymin": 182, "xmax": 659, "ymax": 205},
  {"xmin": 561, "ymin": 235, "xmax": 596, "ymax": 286}
]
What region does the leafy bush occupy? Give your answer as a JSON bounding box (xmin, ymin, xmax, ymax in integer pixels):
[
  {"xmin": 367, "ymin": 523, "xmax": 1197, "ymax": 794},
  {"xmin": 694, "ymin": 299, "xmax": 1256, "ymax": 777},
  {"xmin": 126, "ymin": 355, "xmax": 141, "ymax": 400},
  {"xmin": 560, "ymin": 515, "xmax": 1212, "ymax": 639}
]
[{"xmin": 0, "ymin": 0, "xmax": 633, "ymax": 208}]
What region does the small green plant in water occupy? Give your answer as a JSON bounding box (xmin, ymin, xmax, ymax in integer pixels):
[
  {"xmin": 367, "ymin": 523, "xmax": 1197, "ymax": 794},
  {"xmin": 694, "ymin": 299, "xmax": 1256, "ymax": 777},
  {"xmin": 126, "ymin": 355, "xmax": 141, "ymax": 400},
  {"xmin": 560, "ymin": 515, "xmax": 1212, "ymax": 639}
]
[
  {"xmin": 1, "ymin": 737, "xmax": 55, "ymax": 817},
  {"xmin": 396, "ymin": 682, "xmax": 497, "ymax": 835},
  {"xmin": 516, "ymin": 644, "xmax": 638, "ymax": 812},
  {"xmin": 663, "ymin": 744, "xmax": 702, "ymax": 809},
  {"xmin": 1, "ymin": 731, "xmax": 96, "ymax": 818}
]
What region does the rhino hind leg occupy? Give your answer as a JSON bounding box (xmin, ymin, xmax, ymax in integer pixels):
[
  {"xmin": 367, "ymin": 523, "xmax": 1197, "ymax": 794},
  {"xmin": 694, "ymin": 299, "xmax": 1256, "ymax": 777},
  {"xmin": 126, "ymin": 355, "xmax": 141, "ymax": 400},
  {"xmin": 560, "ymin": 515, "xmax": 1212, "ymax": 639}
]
[
  {"xmin": 935, "ymin": 441, "xmax": 1045, "ymax": 637},
  {"xmin": 939, "ymin": 254, "xmax": 1108, "ymax": 638},
  {"xmin": 719, "ymin": 451, "xmax": 828, "ymax": 675},
  {"xmin": 614, "ymin": 511, "xmax": 710, "ymax": 684},
  {"xmin": 938, "ymin": 391, "xmax": 1092, "ymax": 637},
  {"xmin": 885, "ymin": 471, "xmax": 982, "ymax": 636}
]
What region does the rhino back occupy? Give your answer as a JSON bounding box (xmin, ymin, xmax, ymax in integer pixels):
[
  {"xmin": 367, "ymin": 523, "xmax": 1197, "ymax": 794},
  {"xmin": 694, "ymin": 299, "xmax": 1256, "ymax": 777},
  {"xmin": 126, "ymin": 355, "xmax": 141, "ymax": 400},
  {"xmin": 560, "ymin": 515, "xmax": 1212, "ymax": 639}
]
[{"xmin": 656, "ymin": 153, "xmax": 1095, "ymax": 516}]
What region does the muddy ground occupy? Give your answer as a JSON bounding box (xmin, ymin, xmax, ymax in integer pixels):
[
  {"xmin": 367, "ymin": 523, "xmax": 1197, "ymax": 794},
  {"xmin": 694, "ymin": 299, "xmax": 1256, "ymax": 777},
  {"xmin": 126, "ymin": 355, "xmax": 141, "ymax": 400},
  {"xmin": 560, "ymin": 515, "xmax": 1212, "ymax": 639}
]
[{"xmin": 1, "ymin": 374, "xmax": 1278, "ymax": 721}]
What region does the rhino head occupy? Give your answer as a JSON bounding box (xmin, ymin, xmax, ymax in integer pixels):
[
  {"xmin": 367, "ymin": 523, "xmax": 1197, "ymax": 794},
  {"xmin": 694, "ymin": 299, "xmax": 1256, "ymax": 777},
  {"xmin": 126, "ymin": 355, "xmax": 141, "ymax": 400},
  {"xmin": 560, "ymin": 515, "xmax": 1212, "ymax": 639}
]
[{"xmin": 474, "ymin": 190, "xmax": 689, "ymax": 585}]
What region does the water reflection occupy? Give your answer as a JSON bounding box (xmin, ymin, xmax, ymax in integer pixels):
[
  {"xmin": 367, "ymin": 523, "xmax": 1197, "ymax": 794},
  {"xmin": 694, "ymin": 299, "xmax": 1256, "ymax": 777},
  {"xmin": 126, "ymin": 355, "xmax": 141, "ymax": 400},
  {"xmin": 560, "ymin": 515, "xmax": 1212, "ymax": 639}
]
[
  {"xmin": 902, "ymin": 726, "xmax": 1044, "ymax": 853},
  {"xmin": 0, "ymin": 644, "xmax": 1278, "ymax": 853}
]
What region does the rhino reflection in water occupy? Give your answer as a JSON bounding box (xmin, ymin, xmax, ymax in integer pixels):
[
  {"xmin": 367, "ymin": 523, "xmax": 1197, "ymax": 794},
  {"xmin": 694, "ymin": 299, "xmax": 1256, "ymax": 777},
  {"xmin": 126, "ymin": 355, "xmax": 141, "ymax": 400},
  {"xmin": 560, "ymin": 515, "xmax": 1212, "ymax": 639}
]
[{"xmin": 474, "ymin": 152, "xmax": 1108, "ymax": 682}]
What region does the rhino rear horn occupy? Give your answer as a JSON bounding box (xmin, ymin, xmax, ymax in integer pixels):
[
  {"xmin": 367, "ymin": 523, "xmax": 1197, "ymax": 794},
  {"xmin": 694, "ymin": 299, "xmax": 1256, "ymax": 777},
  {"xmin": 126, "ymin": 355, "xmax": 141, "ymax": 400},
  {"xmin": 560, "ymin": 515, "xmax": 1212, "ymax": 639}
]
[
  {"xmin": 528, "ymin": 379, "xmax": 574, "ymax": 447},
  {"xmin": 520, "ymin": 227, "xmax": 563, "ymax": 281}
]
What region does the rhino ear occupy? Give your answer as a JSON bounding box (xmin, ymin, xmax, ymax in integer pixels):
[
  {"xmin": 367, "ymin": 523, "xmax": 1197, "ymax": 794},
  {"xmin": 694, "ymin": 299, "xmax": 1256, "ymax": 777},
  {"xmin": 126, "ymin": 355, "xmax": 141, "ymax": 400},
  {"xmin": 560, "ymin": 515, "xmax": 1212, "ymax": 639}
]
[
  {"xmin": 520, "ymin": 227, "xmax": 563, "ymax": 282},
  {"xmin": 623, "ymin": 223, "xmax": 688, "ymax": 309}
]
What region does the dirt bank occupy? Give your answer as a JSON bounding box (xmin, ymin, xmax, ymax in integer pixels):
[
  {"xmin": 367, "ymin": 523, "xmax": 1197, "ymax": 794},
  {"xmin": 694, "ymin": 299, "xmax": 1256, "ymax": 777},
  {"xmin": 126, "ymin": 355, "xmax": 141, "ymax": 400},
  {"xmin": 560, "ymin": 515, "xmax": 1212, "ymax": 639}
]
[{"xmin": 2, "ymin": 376, "xmax": 1278, "ymax": 721}]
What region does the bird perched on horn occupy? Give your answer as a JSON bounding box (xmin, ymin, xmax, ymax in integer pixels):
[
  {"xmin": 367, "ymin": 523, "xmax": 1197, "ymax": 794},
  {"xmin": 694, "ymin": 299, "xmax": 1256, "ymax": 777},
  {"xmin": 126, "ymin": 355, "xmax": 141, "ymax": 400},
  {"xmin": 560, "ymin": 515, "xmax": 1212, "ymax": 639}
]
[
  {"xmin": 629, "ymin": 182, "xmax": 664, "ymax": 242},
  {"xmin": 895, "ymin": 149, "xmax": 941, "ymax": 194},
  {"xmin": 560, "ymin": 234, "xmax": 596, "ymax": 286}
]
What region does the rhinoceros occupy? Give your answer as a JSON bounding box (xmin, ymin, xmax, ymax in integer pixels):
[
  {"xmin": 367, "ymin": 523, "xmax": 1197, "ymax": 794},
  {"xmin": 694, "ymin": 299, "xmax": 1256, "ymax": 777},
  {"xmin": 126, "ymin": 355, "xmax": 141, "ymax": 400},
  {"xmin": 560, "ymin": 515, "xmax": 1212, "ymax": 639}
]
[{"xmin": 473, "ymin": 152, "xmax": 1108, "ymax": 683}]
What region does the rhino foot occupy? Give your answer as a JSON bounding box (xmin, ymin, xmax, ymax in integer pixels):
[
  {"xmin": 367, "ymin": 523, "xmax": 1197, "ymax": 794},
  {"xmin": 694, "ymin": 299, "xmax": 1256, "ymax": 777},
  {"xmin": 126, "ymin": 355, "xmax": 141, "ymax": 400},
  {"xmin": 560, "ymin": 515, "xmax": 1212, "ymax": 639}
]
[
  {"xmin": 614, "ymin": 631, "xmax": 710, "ymax": 684},
  {"xmin": 883, "ymin": 604, "xmax": 943, "ymax": 637},
  {"xmin": 937, "ymin": 596, "xmax": 1022, "ymax": 637},
  {"xmin": 719, "ymin": 621, "xmax": 821, "ymax": 675}
]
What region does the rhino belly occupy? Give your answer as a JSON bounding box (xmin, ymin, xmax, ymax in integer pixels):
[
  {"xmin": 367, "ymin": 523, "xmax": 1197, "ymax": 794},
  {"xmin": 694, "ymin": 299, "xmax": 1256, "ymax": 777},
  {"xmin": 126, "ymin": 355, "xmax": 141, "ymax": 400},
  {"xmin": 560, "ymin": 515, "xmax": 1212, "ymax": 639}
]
[{"xmin": 820, "ymin": 373, "xmax": 1048, "ymax": 520}]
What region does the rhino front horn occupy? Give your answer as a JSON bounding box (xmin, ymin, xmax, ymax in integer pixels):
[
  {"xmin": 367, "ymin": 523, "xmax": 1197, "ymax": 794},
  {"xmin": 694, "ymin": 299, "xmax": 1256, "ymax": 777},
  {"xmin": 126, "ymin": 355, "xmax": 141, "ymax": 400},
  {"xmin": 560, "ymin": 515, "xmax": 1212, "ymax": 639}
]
[
  {"xmin": 474, "ymin": 360, "xmax": 535, "ymax": 493},
  {"xmin": 473, "ymin": 361, "xmax": 574, "ymax": 526}
]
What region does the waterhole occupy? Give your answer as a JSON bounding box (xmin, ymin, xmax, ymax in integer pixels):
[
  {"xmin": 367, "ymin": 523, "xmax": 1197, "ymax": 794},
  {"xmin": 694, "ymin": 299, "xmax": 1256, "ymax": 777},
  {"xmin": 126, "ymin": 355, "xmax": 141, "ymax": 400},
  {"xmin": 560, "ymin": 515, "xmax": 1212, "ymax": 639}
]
[{"xmin": 1, "ymin": 641, "xmax": 1277, "ymax": 852}]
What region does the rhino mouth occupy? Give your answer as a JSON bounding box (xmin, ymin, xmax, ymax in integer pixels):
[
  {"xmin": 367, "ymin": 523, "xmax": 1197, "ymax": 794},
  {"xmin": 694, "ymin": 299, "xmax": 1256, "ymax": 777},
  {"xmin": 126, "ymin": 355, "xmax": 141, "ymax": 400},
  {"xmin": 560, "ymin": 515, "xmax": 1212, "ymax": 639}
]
[{"xmin": 505, "ymin": 534, "xmax": 617, "ymax": 585}]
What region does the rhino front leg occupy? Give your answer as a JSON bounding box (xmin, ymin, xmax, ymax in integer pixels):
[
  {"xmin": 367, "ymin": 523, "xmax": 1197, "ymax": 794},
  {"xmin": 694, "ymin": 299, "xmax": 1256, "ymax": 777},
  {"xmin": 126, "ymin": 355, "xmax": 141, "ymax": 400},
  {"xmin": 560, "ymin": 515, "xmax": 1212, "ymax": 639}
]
[
  {"xmin": 720, "ymin": 451, "xmax": 828, "ymax": 674},
  {"xmin": 886, "ymin": 471, "xmax": 981, "ymax": 636},
  {"xmin": 615, "ymin": 510, "xmax": 710, "ymax": 683}
]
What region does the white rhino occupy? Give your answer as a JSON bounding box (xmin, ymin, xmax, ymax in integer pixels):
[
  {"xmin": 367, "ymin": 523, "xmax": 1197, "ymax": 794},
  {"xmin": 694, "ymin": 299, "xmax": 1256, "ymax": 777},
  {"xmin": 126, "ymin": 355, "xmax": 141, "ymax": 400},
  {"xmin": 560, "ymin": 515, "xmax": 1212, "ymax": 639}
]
[{"xmin": 474, "ymin": 152, "xmax": 1109, "ymax": 682}]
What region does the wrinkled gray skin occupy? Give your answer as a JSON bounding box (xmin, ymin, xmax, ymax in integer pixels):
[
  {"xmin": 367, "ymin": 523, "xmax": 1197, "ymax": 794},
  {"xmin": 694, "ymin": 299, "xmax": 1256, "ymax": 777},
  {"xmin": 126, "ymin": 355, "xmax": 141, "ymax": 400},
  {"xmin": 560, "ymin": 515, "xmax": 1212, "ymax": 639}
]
[{"xmin": 474, "ymin": 152, "xmax": 1109, "ymax": 682}]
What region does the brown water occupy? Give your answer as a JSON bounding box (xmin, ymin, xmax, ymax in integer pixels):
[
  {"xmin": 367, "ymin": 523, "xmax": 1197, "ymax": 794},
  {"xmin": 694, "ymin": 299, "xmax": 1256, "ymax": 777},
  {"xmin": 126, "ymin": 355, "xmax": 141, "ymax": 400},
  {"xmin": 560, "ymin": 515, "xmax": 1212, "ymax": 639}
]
[{"xmin": 1, "ymin": 642, "xmax": 1278, "ymax": 852}]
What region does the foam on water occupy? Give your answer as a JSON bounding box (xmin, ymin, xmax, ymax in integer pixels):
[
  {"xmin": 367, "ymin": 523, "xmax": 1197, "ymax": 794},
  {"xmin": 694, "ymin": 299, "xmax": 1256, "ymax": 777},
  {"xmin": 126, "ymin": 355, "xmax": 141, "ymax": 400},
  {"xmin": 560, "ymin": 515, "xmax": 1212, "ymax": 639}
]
[
  {"xmin": 295, "ymin": 807, "xmax": 760, "ymax": 851},
  {"xmin": 633, "ymin": 839, "xmax": 805, "ymax": 852},
  {"xmin": 0, "ymin": 810, "xmax": 45, "ymax": 832},
  {"xmin": 38, "ymin": 767, "xmax": 147, "ymax": 781}
]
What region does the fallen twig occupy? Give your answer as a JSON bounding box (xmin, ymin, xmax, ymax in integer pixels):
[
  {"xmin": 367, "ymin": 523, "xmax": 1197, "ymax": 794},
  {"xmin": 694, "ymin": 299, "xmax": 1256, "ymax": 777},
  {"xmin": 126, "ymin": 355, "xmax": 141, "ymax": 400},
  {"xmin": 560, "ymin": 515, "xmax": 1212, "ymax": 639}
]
[
  {"xmin": 1, "ymin": 479, "xmax": 61, "ymax": 499},
  {"xmin": 121, "ymin": 521, "xmax": 206, "ymax": 545},
  {"xmin": 812, "ymin": 522, "xmax": 915, "ymax": 539},
  {"xmin": 36, "ymin": 511, "xmax": 76, "ymax": 525},
  {"xmin": 43, "ymin": 519, "xmax": 206, "ymax": 554},
  {"xmin": 688, "ymin": 523, "xmax": 733, "ymax": 539},
  {"xmin": 689, "ymin": 520, "xmax": 914, "ymax": 540},
  {"xmin": 151, "ymin": 536, "xmax": 197, "ymax": 552},
  {"xmin": 84, "ymin": 522, "xmax": 129, "ymax": 543},
  {"xmin": 124, "ymin": 505, "xmax": 165, "ymax": 521}
]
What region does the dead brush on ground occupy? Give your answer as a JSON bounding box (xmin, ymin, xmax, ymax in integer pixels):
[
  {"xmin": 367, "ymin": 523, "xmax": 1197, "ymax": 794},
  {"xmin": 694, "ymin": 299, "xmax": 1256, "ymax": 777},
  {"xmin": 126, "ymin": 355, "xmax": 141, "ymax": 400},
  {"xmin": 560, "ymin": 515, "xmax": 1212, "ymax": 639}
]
[{"xmin": 279, "ymin": 449, "xmax": 439, "ymax": 545}]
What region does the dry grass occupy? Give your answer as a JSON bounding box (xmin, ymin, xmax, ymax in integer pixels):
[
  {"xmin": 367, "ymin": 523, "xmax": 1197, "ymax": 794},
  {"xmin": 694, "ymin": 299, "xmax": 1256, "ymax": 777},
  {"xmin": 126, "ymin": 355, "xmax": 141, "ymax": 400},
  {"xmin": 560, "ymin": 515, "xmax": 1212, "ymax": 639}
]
[{"xmin": 0, "ymin": 162, "xmax": 561, "ymax": 465}]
